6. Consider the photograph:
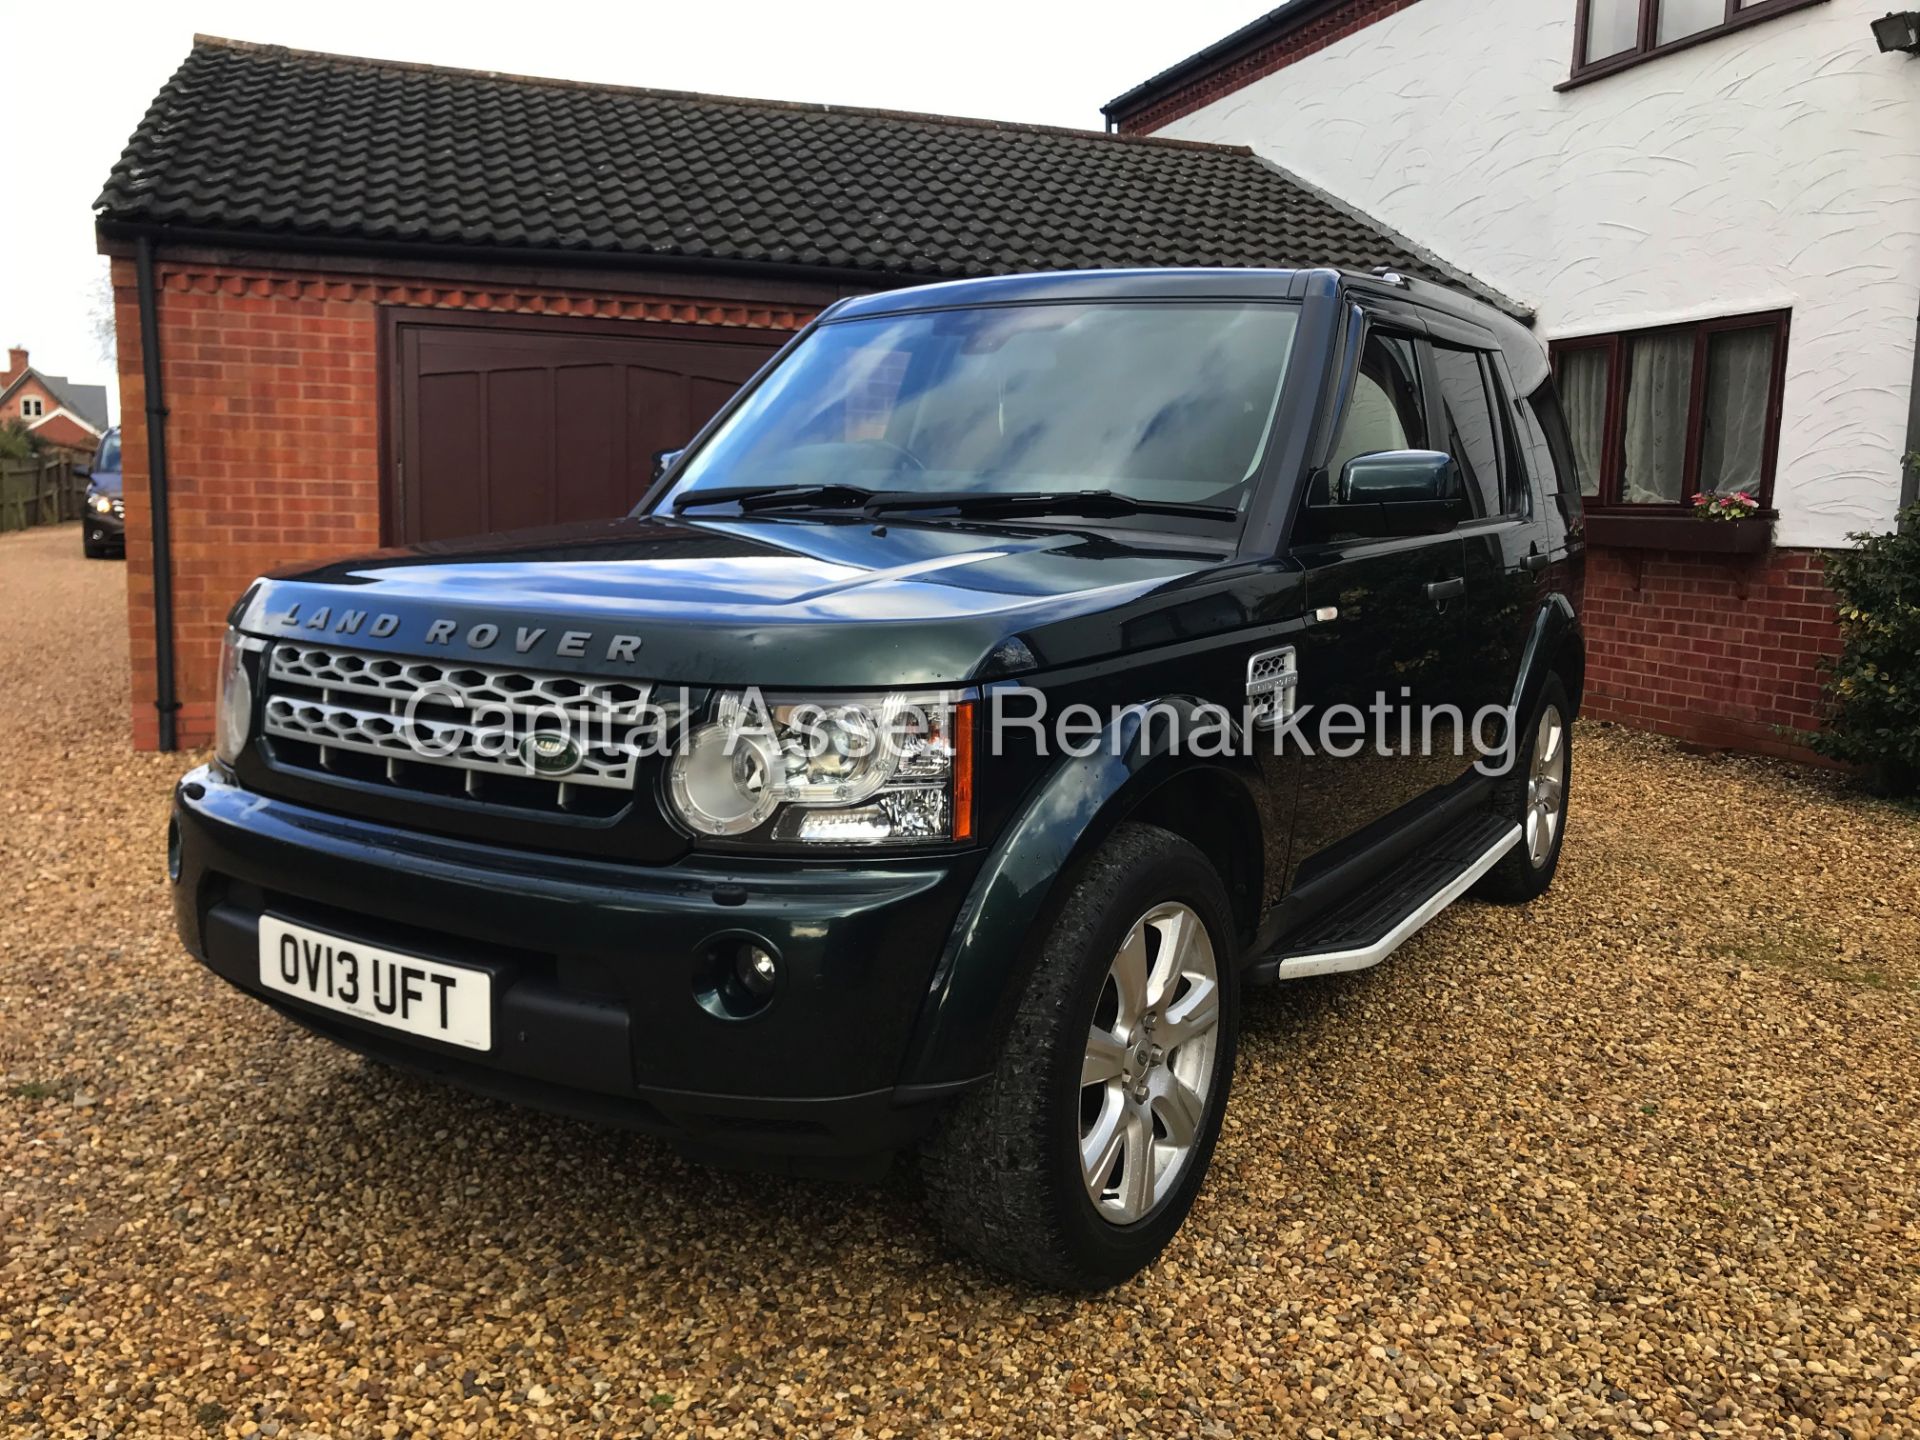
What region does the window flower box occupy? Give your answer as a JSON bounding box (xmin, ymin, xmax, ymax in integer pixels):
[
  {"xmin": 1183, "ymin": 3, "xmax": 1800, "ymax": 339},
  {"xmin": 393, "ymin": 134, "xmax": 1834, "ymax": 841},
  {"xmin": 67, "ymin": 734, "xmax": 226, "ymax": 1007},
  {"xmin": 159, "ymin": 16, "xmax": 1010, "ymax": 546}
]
[{"xmin": 1582, "ymin": 511, "xmax": 1775, "ymax": 554}]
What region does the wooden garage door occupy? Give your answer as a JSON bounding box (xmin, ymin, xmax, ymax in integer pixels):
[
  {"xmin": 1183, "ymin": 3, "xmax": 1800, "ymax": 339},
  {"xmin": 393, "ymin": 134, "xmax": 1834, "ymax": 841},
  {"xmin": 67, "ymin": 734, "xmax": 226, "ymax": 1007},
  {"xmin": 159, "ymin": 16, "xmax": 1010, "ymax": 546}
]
[{"xmin": 390, "ymin": 315, "xmax": 784, "ymax": 544}]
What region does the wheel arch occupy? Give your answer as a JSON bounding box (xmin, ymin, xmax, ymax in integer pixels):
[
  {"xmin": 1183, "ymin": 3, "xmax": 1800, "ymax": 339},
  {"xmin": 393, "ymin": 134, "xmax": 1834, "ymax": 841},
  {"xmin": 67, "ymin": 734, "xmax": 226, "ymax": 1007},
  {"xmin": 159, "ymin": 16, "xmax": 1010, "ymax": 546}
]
[
  {"xmin": 897, "ymin": 696, "xmax": 1266, "ymax": 1090},
  {"xmin": 1122, "ymin": 769, "xmax": 1265, "ymax": 947},
  {"xmin": 1513, "ymin": 593, "xmax": 1585, "ymax": 726}
]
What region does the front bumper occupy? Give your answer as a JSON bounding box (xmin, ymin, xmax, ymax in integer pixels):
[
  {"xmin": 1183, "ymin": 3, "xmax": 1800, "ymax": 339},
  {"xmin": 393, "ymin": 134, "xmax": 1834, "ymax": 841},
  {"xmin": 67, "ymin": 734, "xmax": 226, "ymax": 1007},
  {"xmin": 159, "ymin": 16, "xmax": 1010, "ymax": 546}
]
[
  {"xmin": 170, "ymin": 765, "xmax": 986, "ymax": 1164},
  {"xmin": 84, "ymin": 506, "xmax": 124, "ymax": 549}
]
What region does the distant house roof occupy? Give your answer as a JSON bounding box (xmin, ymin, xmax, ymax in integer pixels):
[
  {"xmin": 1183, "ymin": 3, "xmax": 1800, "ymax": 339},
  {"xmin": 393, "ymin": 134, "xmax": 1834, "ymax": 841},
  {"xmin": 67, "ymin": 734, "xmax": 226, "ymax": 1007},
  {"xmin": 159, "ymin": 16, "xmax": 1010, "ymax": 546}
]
[
  {"xmin": 95, "ymin": 35, "xmax": 1521, "ymax": 314},
  {"xmin": 0, "ymin": 369, "xmax": 108, "ymax": 434}
]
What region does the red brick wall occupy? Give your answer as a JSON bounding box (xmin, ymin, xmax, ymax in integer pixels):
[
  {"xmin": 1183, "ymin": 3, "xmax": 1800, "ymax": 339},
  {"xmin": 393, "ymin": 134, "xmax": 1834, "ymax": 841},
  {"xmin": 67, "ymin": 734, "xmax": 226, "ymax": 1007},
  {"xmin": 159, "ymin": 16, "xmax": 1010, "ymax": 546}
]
[
  {"xmin": 1114, "ymin": 0, "xmax": 1427, "ymax": 134},
  {"xmin": 1581, "ymin": 546, "xmax": 1840, "ymax": 762},
  {"xmin": 109, "ymin": 256, "xmax": 820, "ymax": 750}
]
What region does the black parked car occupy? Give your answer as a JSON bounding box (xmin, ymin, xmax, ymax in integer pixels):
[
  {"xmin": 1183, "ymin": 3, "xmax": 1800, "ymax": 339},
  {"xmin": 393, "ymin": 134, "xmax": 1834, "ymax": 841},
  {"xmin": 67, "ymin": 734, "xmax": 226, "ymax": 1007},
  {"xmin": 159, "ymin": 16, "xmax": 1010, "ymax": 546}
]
[
  {"xmin": 83, "ymin": 427, "xmax": 124, "ymax": 559},
  {"xmin": 170, "ymin": 268, "xmax": 1584, "ymax": 1289}
]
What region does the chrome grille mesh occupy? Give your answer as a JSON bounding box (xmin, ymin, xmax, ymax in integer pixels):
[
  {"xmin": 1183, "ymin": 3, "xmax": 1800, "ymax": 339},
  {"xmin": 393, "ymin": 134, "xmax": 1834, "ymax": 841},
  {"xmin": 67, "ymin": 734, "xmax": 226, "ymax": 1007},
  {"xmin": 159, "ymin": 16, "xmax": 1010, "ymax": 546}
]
[
  {"xmin": 1245, "ymin": 646, "xmax": 1299, "ymax": 729},
  {"xmin": 260, "ymin": 643, "xmax": 652, "ymax": 798}
]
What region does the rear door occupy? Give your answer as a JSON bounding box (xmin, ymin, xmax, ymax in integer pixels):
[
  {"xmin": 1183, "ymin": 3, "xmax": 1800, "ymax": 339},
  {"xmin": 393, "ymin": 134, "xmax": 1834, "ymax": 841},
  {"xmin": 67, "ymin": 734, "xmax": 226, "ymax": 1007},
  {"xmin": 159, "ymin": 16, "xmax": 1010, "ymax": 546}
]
[
  {"xmin": 390, "ymin": 315, "xmax": 783, "ymax": 544},
  {"xmin": 1428, "ymin": 337, "xmax": 1550, "ymax": 738}
]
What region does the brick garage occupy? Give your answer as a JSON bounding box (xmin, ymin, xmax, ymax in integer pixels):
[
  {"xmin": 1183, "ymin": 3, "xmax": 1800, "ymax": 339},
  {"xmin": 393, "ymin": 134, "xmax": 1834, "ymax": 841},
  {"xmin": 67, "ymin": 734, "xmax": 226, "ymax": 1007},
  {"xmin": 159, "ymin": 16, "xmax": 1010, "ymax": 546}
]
[
  {"xmin": 98, "ymin": 36, "xmax": 1501, "ymax": 750},
  {"xmin": 104, "ymin": 254, "xmax": 818, "ymax": 747}
]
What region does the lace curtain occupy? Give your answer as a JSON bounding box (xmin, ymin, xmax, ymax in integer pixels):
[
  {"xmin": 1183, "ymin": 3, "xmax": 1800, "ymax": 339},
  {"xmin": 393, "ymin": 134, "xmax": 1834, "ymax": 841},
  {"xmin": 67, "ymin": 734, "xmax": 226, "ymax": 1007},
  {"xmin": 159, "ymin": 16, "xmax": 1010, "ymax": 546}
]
[
  {"xmin": 1585, "ymin": 0, "xmax": 1639, "ymax": 59},
  {"xmin": 1698, "ymin": 328, "xmax": 1774, "ymax": 495},
  {"xmin": 1620, "ymin": 329, "xmax": 1775, "ymax": 503},
  {"xmin": 1622, "ymin": 333, "xmax": 1694, "ymax": 504},
  {"xmin": 1558, "ymin": 349, "xmax": 1608, "ymax": 498},
  {"xmin": 1658, "ymin": 0, "xmax": 1726, "ymax": 44}
]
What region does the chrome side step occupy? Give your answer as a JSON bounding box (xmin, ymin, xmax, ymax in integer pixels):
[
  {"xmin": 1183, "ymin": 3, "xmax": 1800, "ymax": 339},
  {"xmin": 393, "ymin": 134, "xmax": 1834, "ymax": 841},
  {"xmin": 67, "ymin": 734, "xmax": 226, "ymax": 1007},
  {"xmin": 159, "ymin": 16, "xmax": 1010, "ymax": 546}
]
[{"xmin": 1264, "ymin": 821, "xmax": 1521, "ymax": 981}]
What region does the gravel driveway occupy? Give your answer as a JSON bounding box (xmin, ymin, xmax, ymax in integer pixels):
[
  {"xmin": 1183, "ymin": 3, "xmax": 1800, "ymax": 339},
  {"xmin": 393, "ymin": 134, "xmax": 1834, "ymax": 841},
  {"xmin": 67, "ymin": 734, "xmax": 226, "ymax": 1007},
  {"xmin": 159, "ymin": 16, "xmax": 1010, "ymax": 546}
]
[{"xmin": 3, "ymin": 521, "xmax": 1917, "ymax": 1439}]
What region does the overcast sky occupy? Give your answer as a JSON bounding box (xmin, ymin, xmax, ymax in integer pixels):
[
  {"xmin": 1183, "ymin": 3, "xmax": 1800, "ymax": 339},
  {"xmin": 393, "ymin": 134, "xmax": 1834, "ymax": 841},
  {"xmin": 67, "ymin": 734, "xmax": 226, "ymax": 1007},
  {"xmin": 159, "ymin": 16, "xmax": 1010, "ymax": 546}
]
[{"xmin": 0, "ymin": 0, "xmax": 1266, "ymax": 424}]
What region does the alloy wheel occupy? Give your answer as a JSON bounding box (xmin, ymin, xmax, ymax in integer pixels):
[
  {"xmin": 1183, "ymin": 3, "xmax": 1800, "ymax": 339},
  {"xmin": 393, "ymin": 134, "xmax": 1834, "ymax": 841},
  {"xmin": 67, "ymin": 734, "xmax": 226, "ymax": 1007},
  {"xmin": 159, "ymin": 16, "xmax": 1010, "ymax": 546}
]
[
  {"xmin": 1078, "ymin": 902, "xmax": 1222, "ymax": 1225},
  {"xmin": 1526, "ymin": 704, "xmax": 1567, "ymax": 866}
]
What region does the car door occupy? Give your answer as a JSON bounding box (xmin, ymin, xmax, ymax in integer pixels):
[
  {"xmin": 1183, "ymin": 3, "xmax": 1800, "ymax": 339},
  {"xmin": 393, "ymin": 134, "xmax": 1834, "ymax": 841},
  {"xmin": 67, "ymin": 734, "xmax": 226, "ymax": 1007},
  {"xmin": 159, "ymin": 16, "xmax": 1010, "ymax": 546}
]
[
  {"xmin": 1286, "ymin": 321, "xmax": 1477, "ymax": 877},
  {"xmin": 1429, "ymin": 338, "xmax": 1550, "ymax": 750}
]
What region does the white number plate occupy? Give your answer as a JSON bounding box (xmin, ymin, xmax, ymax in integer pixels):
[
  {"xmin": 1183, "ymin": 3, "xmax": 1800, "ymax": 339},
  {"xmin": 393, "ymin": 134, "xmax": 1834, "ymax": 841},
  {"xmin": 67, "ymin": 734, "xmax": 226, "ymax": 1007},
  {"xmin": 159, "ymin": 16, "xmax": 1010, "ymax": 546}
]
[{"xmin": 257, "ymin": 914, "xmax": 492, "ymax": 1051}]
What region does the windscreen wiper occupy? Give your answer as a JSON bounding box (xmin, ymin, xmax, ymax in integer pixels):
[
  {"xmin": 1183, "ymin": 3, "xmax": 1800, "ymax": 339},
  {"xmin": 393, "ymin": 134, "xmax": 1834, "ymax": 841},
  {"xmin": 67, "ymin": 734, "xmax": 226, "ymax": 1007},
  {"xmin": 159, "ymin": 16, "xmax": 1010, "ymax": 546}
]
[
  {"xmin": 671, "ymin": 483, "xmax": 876, "ymax": 513},
  {"xmin": 862, "ymin": 489, "xmax": 1238, "ymax": 523}
]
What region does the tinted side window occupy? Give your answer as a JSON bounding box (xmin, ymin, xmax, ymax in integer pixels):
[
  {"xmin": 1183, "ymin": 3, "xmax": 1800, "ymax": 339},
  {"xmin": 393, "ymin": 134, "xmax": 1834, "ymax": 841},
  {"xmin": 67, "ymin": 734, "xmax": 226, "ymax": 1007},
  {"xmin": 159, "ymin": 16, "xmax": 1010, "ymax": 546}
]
[
  {"xmin": 1524, "ymin": 381, "xmax": 1585, "ymax": 530},
  {"xmin": 1327, "ymin": 332, "xmax": 1426, "ymax": 496},
  {"xmin": 1430, "ymin": 345, "xmax": 1504, "ymax": 519}
]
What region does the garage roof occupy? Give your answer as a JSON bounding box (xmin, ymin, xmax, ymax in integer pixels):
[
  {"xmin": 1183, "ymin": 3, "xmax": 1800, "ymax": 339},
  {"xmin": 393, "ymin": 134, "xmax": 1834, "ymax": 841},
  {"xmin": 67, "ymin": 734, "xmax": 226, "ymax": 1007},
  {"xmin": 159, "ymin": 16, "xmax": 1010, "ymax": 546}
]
[{"xmin": 96, "ymin": 36, "xmax": 1521, "ymax": 314}]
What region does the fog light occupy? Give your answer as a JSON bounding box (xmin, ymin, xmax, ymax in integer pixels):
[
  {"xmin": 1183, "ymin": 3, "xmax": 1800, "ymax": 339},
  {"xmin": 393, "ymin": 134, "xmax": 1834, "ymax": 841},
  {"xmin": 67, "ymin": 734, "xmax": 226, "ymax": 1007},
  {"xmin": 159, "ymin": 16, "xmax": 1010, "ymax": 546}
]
[
  {"xmin": 693, "ymin": 935, "xmax": 781, "ymax": 1020},
  {"xmin": 737, "ymin": 944, "xmax": 778, "ymax": 999}
]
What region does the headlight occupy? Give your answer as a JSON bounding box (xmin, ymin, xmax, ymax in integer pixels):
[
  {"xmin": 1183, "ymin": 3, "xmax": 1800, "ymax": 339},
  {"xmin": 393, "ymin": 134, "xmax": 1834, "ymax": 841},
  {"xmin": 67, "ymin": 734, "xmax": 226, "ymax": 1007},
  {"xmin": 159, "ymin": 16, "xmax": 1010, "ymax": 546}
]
[
  {"xmin": 667, "ymin": 716, "xmax": 780, "ymax": 836},
  {"xmin": 215, "ymin": 629, "xmax": 254, "ymax": 766},
  {"xmin": 666, "ymin": 691, "xmax": 973, "ymax": 845},
  {"xmin": 90, "ymin": 492, "xmax": 114, "ymax": 514}
]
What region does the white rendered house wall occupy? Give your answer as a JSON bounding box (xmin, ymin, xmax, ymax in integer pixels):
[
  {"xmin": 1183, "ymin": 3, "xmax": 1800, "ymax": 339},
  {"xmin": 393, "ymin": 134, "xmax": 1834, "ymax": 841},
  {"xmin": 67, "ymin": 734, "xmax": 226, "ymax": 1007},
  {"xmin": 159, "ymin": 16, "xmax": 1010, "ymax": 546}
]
[{"xmin": 1152, "ymin": 0, "xmax": 1920, "ymax": 548}]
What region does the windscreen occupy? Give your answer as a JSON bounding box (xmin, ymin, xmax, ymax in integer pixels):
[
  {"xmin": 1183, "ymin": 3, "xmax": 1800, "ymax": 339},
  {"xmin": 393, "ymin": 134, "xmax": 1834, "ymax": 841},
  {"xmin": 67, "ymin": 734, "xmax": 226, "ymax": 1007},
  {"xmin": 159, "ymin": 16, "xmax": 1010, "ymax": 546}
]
[{"xmin": 662, "ymin": 301, "xmax": 1301, "ymax": 530}]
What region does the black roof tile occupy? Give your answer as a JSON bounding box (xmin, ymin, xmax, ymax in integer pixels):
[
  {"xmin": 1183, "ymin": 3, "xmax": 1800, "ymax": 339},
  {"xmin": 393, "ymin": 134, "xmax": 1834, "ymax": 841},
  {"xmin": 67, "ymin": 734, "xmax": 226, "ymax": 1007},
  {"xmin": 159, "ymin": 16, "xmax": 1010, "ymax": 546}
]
[{"xmin": 96, "ymin": 36, "xmax": 1522, "ymax": 313}]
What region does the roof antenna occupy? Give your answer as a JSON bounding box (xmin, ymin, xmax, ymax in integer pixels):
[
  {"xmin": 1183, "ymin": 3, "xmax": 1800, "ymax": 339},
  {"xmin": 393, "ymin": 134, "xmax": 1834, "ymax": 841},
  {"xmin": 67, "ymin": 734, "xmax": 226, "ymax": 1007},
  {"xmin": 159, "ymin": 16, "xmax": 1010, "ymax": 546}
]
[{"xmin": 1371, "ymin": 267, "xmax": 1407, "ymax": 286}]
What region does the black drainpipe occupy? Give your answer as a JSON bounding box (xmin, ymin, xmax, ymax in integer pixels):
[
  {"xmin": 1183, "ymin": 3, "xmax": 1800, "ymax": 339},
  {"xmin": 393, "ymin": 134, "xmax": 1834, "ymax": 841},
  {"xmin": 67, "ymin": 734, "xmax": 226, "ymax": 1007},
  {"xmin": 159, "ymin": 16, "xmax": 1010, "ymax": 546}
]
[
  {"xmin": 135, "ymin": 235, "xmax": 180, "ymax": 751},
  {"xmin": 1903, "ymin": 298, "xmax": 1920, "ymax": 529}
]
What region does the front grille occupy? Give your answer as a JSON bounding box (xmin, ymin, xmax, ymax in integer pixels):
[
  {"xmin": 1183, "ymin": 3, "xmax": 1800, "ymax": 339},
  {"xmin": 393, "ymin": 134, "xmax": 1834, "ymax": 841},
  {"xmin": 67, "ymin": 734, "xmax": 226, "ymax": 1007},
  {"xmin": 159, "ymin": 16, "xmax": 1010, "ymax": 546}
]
[
  {"xmin": 259, "ymin": 642, "xmax": 653, "ymax": 816},
  {"xmin": 110, "ymin": 498, "xmax": 124, "ymax": 517}
]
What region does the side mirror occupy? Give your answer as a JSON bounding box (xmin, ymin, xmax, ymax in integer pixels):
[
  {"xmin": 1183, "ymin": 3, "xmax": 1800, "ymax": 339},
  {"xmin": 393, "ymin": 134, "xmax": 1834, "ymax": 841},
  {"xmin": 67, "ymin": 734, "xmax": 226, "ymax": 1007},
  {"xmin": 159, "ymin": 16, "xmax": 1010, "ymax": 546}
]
[
  {"xmin": 651, "ymin": 448, "xmax": 686, "ymax": 482},
  {"xmin": 1338, "ymin": 450, "xmax": 1461, "ymax": 506},
  {"xmin": 1297, "ymin": 450, "xmax": 1464, "ymax": 542}
]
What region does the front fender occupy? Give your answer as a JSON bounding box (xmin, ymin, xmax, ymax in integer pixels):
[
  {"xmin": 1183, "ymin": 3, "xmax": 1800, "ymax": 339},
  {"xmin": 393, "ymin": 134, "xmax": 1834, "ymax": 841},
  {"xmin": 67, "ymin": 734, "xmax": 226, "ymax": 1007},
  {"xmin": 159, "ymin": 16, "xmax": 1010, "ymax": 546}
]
[{"xmin": 897, "ymin": 696, "xmax": 1260, "ymax": 1089}]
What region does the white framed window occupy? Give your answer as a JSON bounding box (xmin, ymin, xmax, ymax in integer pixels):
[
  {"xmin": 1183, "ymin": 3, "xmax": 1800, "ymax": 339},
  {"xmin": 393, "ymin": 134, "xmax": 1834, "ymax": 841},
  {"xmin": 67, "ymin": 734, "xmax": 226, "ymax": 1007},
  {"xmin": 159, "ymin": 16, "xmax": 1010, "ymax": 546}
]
[{"xmin": 20, "ymin": 397, "xmax": 44, "ymax": 418}]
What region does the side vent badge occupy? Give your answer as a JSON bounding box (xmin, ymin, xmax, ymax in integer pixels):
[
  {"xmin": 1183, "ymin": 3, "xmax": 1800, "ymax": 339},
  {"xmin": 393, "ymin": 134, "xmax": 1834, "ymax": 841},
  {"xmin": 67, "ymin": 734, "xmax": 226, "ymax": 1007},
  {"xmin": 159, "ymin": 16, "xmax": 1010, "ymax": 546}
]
[{"xmin": 1246, "ymin": 647, "xmax": 1299, "ymax": 730}]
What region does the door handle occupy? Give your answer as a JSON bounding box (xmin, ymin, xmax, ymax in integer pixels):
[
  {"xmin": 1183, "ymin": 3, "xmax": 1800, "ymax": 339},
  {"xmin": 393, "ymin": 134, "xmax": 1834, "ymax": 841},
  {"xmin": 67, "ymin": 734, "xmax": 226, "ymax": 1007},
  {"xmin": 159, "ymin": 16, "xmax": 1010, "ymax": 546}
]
[
  {"xmin": 1522, "ymin": 550, "xmax": 1551, "ymax": 573},
  {"xmin": 1426, "ymin": 576, "xmax": 1466, "ymax": 603}
]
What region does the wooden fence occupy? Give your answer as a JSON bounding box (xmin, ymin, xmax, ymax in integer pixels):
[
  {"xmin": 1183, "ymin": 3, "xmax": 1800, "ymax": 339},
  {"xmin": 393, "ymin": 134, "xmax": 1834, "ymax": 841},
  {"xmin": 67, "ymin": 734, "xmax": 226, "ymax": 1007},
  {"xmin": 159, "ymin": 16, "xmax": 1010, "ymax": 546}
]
[{"xmin": 0, "ymin": 456, "xmax": 89, "ymax": 533}]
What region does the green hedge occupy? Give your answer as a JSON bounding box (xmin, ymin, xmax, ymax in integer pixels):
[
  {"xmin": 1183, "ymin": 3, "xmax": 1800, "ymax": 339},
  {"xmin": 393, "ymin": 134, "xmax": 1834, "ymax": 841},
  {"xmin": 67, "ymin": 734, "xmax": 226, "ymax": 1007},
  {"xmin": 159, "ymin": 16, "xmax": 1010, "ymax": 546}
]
[{"xmin": 1808, "ymin": 501, "xmax": 1920, "ymax": 795}]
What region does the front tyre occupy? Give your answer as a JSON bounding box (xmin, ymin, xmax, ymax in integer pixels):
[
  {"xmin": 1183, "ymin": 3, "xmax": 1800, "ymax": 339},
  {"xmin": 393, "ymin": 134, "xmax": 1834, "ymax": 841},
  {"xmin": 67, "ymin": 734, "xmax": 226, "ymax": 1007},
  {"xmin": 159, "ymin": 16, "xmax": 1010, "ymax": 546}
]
[{"xmin": 920, "ymin": 823, "xmax": 1238, "ymax": 1290}]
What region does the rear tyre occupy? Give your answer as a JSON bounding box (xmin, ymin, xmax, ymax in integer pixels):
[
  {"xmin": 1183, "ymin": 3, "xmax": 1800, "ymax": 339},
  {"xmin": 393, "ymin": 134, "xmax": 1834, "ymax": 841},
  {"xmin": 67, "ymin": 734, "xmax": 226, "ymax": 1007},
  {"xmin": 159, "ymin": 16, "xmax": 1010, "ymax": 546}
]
[
  {"xmin": 920, "ymin": 823, "xmax": 1238, "ymax": 1290},
  {"xmin": 1475, "ymin": 674, "xmax": 1571, "ymax": 904}
]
